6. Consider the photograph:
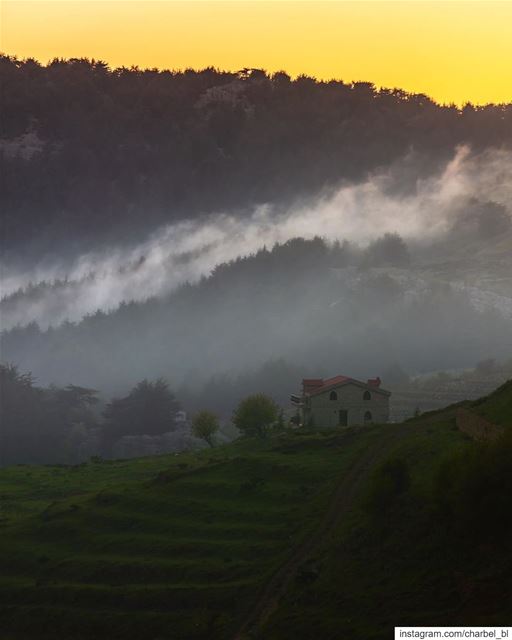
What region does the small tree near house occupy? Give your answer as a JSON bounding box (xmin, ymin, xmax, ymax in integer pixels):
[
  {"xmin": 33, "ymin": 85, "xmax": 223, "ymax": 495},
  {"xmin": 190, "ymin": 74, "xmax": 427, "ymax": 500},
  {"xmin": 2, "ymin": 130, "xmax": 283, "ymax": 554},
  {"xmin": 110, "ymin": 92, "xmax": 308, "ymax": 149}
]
[
  {"xmin": 191, "ymin": 410, "xmax": 219, "ymax": 447},
  {"xmin": 233, "ymin": 393, "xmax": 279, "ymax": 438}
]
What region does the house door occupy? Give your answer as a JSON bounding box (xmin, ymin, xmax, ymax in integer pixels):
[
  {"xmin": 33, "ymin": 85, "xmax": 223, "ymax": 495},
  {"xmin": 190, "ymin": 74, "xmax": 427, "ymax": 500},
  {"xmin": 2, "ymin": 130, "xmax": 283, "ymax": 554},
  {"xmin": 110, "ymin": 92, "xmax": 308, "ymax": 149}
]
[{"xmin": 338, "ymin": 410, "xmax": 348, "ymax": 427}]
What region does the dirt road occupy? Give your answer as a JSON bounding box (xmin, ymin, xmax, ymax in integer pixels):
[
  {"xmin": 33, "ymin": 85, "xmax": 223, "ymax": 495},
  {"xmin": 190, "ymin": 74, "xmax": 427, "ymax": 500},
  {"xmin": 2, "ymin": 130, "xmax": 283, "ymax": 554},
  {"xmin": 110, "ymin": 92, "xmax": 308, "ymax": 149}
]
[{"xmin": 233, "ymin": 427, "xmax": 407, "ymax": 639}]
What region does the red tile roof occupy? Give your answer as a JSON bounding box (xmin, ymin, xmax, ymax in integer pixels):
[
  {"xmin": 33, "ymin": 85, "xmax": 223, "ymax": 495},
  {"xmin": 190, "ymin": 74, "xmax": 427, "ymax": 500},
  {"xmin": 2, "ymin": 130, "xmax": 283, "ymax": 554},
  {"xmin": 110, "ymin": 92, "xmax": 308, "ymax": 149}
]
[
  {"xmin": 302, "ymin": 375, "xmax": 388, "ymax": 396},
  {"xmin": 321, "ymin": 375, "xmax": 352, "ymax": 388},
  {"xmin": 302, "ymin": 378, "xmax": 324, "ymax": 387}
]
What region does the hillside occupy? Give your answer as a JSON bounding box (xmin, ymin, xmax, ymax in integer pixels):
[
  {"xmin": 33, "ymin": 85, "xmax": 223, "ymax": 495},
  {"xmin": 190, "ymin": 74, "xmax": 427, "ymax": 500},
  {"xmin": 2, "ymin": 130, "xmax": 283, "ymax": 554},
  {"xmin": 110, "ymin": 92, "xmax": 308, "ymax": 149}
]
[
  {"xmin": 2, "ymin": 56, "xmax": 512, "ymax": 259},
  {"xmin": 472, "ymin": 379, "xmax": 512, "ymax": 426},
  {"xmin": 1, "ymin": 384, "xmax": 511, "ymax": 639},
  {"xmin": 2, "ymin": 236, "xmax": 512, "ymax": 406}
]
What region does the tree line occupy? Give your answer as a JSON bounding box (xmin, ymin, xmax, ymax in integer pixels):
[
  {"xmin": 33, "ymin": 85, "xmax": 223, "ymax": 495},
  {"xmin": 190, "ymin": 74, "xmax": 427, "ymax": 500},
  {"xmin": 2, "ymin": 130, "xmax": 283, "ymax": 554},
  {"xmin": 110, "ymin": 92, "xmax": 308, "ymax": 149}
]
[
  {"xmin": 2, "ymin": 55, "xmax": 512, "ymax": 258},
  {"xmin": 3, "ymin": 234, "xmax": 511, "ymax": 400},
  {"xmin": 0, "ymin": 363, "xmax": 282, "ymax": 466}
]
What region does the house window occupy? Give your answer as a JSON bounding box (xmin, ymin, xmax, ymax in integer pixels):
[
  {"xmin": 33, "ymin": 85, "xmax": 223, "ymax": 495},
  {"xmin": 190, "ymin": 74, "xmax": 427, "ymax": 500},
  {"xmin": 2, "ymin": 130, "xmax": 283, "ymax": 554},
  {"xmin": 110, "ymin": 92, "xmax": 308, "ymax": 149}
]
[
  {"xmin": 329, "ymin": 391, "xmax": 338, "ymax": 401},
  {"xmin": 363, "ymin": 390, "xmax": 371, "ymax": 401},
  {"xmin": 364, "ymin": 411, "xmax": 373, "ymax": 424}
]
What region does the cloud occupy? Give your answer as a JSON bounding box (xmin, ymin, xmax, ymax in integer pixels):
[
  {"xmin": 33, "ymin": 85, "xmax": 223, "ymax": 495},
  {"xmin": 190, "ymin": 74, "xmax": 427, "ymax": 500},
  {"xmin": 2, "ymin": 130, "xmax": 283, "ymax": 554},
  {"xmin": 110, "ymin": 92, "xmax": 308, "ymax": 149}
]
[{"xmin": 1, "ymin": 145, "xmax": 511, "ymax": 330}]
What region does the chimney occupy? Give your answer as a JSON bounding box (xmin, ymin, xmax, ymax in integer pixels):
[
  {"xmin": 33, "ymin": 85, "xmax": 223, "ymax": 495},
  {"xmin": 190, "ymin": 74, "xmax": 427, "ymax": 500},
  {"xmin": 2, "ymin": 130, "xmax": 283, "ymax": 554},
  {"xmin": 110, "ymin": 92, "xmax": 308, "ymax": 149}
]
[{"xmin": 367, "ymin": 377, "xmax": 381, "ymax": 387}]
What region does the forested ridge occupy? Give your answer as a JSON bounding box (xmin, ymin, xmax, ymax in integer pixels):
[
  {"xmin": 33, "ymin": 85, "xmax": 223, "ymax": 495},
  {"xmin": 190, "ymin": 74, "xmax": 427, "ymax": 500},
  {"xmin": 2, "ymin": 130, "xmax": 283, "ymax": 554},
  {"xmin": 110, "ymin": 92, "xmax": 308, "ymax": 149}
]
[
  {"xmin": 3, "ymin": 237, "xmax": 511, "ymax": 403},
  {"xmin": 2, "ymin": 55, "xmax": 512, "ymax": 256},
  {"xmin": 2, "ymin": 56, "xmax": 512, "ymax": 468}
]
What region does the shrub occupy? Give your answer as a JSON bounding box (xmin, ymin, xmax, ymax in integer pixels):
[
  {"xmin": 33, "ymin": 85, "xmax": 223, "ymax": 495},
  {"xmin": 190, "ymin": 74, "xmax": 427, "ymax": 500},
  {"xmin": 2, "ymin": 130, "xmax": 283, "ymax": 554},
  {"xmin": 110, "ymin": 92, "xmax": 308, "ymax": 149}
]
[
  {"xmin": 232, "ymin": 394, "xmax": 279, "ymax": 438},
  {"xmin": 191, "ymin": 410, "xmax": 219, "ymax": 447}
]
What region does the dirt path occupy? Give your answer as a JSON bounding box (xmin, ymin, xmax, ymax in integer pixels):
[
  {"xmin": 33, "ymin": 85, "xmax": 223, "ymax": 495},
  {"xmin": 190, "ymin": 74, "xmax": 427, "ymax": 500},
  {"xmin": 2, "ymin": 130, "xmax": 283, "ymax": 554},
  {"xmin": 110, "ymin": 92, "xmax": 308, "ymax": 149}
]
[{"xmin": 232, "ymin": 427, "xmax": 407, "ymax": 639}]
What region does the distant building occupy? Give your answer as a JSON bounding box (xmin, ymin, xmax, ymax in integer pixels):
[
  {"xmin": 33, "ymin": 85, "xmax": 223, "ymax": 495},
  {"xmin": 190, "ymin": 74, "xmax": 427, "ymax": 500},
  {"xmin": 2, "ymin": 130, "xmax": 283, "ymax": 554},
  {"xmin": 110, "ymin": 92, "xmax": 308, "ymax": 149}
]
[
  {"xmin": 291, "ymin": 375, "xmax": 391, "ymax": 428},
  {"xmin": 111, "ymin": 429, "xmax": 205, "ymax": 459},
  {"xmin": 175, "ymin": 410, "xmax": 188, "ymax": 424}
]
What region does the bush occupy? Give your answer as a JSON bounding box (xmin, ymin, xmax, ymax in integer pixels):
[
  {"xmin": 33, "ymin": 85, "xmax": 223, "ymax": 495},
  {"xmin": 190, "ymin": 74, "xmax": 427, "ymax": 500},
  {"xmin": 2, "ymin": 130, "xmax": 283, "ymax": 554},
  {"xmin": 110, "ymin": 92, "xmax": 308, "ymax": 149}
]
[
  {"xmin": 232, "ymin": 394, "xmax": 279, "ymax": 438},
  {"xmin": 191, "ymin": 410, "xmax": 219, "ymax": 447}
]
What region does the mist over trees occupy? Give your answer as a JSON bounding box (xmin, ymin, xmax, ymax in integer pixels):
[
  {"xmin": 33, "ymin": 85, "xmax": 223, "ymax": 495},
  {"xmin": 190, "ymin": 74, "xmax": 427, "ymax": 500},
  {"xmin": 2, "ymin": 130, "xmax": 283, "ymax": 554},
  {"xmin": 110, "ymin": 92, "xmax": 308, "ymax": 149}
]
[
  {"xmin": 103, "ymin": 378, "xmax": 180, "ymax": 441},
  {"xmin": 0, "ymin": 363, "xmax": 99, "ymax": 465},
  {"xmin": 2, "ymin": 236, "xmax": 511, "ymax": 413},
  {"xmin": 1, "ymin": 57, "xmax": 512, "ymax": 466},
  {"xmin": 0, "ymin": 365, "xmax": 188, "ymax": 465},
  {"xmin": 2, "ymin": 55, "xmax": 512, "ymax": 261}
]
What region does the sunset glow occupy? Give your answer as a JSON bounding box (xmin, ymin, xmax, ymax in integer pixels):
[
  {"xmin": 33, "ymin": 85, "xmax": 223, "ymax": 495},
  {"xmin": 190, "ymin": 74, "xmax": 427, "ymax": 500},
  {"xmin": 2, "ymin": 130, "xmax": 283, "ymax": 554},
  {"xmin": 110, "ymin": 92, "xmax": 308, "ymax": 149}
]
[{"xmin": 2, "ymin": 1, "xmax": 512, "ymax": 106}]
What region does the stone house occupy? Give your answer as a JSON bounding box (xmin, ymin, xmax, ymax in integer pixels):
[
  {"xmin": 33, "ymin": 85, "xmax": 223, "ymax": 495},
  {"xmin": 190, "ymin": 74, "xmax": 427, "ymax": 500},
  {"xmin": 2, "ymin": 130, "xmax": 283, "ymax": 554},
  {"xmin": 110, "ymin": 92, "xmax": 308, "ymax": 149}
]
[{"xmin": 291, "ymin": 375, "xmax": 391, "ymax": 428}]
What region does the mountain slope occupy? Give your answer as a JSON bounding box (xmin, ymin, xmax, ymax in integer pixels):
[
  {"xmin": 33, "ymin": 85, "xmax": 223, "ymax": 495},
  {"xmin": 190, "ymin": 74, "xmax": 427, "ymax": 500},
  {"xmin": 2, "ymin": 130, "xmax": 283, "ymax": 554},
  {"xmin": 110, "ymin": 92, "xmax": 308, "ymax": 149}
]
[
  {"xmin": 0, "ymin": 428, "xmax": 378, "ymax": 639},
  {"xmin": 263, "ymin": 395, "xmax": 512, "ymax": 638},
  {"xmin": 3, "ymin": 237, "xmax": 512, "ymax": 402},
  {"xmin": 3, "ymin": 56, "xmax": 512, "ymax": 258},
  {"xmin": 0, "ymin": 384, "xmax": 511, "ymax": 639},
  {"xmin": 471, "ymin": 379, "xmax": 512, "ymax": 426}
]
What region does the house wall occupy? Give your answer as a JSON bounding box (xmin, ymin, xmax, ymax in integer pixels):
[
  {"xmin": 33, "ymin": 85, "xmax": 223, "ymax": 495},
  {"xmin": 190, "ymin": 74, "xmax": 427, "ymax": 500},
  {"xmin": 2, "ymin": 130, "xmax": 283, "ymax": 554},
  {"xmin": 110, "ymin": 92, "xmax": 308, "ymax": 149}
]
[{"xmin": 303, "ymin": 383, "xmax": 390, "ymax": 427}]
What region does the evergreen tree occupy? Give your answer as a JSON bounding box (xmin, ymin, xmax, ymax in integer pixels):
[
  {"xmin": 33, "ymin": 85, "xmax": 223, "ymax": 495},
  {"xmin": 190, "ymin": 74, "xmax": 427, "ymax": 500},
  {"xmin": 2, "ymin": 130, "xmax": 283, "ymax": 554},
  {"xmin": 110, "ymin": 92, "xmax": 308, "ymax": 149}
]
[{"xmin": 103, "ymin": 379, "xmax": 179, "ymax": 441}]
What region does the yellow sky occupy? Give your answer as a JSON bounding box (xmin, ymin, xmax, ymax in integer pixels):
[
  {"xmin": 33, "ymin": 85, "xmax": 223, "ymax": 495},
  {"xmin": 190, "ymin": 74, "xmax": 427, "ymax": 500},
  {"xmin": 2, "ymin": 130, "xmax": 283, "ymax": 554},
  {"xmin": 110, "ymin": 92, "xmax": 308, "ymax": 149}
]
[{"xmin": 1, "ymin": 1, "xmax": 512, "ymax": 105}]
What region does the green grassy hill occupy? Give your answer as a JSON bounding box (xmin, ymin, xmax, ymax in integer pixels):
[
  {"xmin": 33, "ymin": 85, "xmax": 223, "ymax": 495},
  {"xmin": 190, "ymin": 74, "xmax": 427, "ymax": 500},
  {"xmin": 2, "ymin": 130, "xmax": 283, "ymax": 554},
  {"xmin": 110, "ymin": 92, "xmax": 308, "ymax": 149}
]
[
  {"xmin": 471, "ymin": 379, "xmax": 512, "ymax": 426},
  {"xmin": 264, "ymin": 406, "xmax": 512, "ymax": 639},
  {"xmin": 1, "ymin": 385, "xmax": 511, "ymax": 639}
]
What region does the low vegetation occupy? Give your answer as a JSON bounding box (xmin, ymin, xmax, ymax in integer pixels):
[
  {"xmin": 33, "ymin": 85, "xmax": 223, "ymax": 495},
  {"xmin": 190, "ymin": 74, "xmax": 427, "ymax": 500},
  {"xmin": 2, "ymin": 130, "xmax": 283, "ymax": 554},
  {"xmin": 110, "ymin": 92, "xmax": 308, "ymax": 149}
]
[
  {"xmin": 232, "ymin": 393, "xmax": 279, "ymax": 438},
  {"xmin": 191, "ymin": 410, "xmax": 220, "ymax": 447},
  {"xmin": 472, "ymin": 379, "xmax": 512, "ymax": 425}
]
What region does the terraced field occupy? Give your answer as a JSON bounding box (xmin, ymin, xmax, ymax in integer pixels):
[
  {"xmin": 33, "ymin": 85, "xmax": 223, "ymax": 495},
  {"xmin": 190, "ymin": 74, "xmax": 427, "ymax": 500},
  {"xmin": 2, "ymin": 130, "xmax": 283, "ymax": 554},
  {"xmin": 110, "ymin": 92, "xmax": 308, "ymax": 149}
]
[
  {"xmin": 1, "ymin": 381, "xmax": 511, "ymax": 640},
  {"xmin": 0, "ymin": 428, "xmax": 378, "ymax": 639}
]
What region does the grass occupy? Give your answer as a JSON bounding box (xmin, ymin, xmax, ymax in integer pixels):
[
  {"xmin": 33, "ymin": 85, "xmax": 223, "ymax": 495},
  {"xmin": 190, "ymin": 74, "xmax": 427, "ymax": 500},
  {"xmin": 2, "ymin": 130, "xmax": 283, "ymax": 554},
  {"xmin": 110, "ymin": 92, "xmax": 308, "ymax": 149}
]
[
  {"xmin": 472, "ymin": 379, "xmax": 512, "ymax": 426},
  {"xmin": 263, "ymin": 406, "xmax": 512, "ymax": 639},
  {"xmin": 1, "ymin": 383, "xmax": 511, "ymax": 639},
  {"xmin": 0, "ymin": 428, "xmax": 375, "ymax": 639}
]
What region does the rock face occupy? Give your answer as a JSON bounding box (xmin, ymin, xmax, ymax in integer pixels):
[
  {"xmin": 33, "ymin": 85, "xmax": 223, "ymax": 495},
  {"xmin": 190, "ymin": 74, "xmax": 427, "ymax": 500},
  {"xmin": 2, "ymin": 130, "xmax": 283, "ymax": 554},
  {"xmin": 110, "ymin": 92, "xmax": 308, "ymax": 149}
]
[{"xmin": 112, "ymin": 425, "xmax": 205, "ymax": 459}]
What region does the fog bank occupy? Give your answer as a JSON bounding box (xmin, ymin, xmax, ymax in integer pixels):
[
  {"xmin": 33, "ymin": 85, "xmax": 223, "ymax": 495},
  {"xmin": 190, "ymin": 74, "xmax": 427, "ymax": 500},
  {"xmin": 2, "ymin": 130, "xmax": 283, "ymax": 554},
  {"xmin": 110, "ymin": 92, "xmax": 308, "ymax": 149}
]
[{"xmin": 1, "ymin": 146, "xmax": 512, "ymax": 330}]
